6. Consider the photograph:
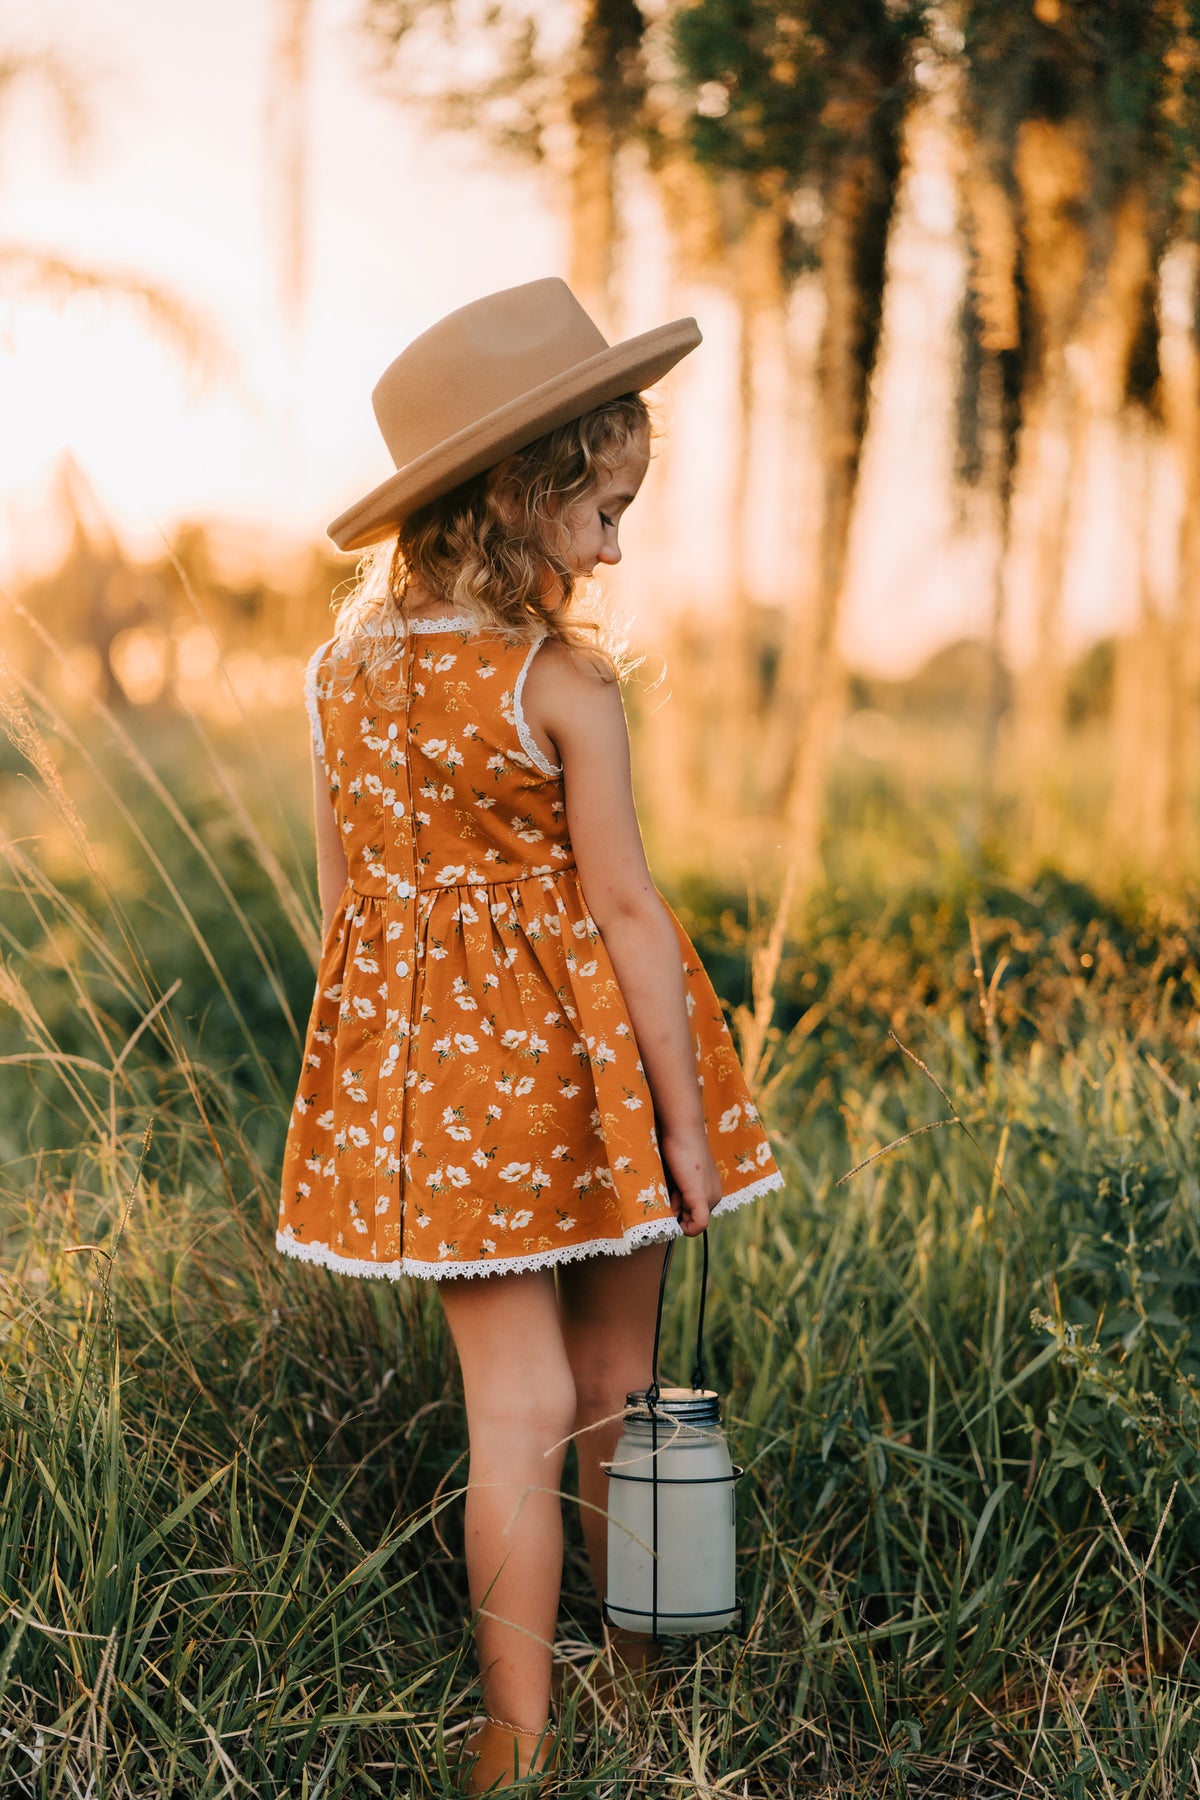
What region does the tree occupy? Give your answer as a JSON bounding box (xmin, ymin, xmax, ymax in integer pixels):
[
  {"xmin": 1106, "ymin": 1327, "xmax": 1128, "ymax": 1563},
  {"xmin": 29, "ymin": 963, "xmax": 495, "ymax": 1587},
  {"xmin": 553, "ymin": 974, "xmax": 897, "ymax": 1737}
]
[
  {"xmin": 266, "ymin": 0, "xmax": 313, "ymax": 337},
  {"xmin": 671, "ymin": 0, "xmax": 921, "ymax": 875},
  {"xmin": 363, "ymin": 1, "xmax": 649, "ymax": 333},
  {"xmin": 949, "ymin": 1, "xmax": 1195, "ymax": 854},
  {"xmin": 0, "ymin": 41, "xmax": 228, "ymax": 695},
  {"xmin": 360, "ymin": 0, "xmax": 1200, "ymax": 879},
  {"xmin": 0, "ymin": 47, "xmax": 224, "ymax": 374}
]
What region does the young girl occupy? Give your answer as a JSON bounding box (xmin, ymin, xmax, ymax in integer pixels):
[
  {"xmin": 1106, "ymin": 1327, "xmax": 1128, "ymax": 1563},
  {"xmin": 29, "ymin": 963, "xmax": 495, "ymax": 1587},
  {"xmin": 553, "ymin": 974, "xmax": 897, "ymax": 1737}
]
[{"xmin": 277, "ymin": 278, "xmax": 782, "ymax": 1792}]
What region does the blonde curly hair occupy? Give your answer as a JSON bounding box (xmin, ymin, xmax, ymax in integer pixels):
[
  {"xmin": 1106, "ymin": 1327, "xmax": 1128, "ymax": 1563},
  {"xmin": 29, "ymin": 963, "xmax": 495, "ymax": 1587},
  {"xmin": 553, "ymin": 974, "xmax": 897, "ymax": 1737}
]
[{"xmin": 331, "ymin": 393, "xmax": 651, "ymax": 681}]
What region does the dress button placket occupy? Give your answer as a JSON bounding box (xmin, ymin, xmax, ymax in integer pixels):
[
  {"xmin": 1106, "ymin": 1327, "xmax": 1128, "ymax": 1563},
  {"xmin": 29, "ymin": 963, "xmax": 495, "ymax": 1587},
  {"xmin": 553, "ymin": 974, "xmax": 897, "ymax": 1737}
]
[{"xmin": 379, "ymin": 643, "xmax": 419, "ymax": 1251}]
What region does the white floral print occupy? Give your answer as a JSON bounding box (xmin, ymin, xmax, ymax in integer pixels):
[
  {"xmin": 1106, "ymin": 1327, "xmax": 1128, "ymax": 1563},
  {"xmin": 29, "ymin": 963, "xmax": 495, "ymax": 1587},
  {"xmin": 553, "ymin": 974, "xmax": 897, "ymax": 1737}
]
[{"xmin": 278, "ymin": 627, "xmax": 783, "ymax": 1280}]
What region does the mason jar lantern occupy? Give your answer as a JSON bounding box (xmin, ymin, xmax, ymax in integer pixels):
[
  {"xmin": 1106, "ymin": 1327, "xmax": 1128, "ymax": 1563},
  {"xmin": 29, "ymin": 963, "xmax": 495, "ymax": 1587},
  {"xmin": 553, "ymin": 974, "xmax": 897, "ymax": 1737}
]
[{"xmin": 603, "ymin": 1235, "xmax": 742, "ymax": 1638}]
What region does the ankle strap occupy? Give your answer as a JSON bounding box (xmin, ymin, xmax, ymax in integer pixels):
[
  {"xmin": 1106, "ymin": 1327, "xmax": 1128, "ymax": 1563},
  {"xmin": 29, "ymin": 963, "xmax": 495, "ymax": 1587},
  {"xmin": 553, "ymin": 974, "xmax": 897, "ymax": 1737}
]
[{"xmin": 483, "ymin": 1715, "xmax": 553, "ymax": 1740}]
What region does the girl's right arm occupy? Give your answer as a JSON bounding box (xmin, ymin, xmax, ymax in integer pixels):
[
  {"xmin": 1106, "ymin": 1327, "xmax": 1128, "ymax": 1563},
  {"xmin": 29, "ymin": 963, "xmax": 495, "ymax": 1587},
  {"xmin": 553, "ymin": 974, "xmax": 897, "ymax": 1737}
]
[
  {"xmin": 525, "ymin": 644, "xmax": 722, "ymax": 1236},
  {"xmin": 313, "ymin": 747, "xmax": 349, "ymax": 936}
]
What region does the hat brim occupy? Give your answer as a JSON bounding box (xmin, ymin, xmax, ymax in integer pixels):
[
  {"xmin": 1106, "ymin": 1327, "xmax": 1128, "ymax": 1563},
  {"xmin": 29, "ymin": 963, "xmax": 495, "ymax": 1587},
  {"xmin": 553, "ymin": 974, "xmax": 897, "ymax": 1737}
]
[{"xmin": 326, "ymin": 316, "xmax": 701, "ymax": 553}]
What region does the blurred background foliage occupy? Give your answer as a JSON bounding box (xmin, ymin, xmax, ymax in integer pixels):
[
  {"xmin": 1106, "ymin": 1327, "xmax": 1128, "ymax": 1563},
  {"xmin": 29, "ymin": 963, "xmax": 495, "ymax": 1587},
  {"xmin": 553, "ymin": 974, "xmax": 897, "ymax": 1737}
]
[
  {"xmin": 7, "ymin": 0, "xmax": 1200, "ymax": 886},
  {"xmin": 352, "ymin": 0, "xmax": 1200, "ymax": 881}
]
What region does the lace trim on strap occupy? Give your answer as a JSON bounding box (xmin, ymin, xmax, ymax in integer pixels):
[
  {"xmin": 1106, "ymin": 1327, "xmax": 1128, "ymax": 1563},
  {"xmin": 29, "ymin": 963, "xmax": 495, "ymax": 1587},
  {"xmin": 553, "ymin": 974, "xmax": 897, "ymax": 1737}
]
[
  {"xmin": 304, "ymin": 639, "xmax": 332, "ymax": 760},
  {"xmin": 274, "ymin": 1168, "xmax": 782, "ymax": 1284},
  {"xmin": 408, "ymin": 613, "xmax": 479, "ymax": 634},
  {"xmin": 512, "ymin": 639, "xmax": 562, "ymax": 778},
  {"xmin": 359, "ymin": 614, "xmax": 479, "ymax": 637}
]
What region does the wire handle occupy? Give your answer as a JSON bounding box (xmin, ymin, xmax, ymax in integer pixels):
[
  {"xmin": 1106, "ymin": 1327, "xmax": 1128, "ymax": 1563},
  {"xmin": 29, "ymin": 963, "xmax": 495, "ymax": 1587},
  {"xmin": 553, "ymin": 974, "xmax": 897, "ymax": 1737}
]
[
  {"xmin": 645, "ymin": 1228, "xmax": 710, "ymax": 1407},
  {"xmin": 642, "ymin": 1228, "xmax": 712, "ymax": 1641}
]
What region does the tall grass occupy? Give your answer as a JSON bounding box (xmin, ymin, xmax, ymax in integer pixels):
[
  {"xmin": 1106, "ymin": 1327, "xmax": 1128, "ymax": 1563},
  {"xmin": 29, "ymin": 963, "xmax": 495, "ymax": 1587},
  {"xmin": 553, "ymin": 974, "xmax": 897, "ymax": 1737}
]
[{"xmin": 2, "ymin": 660, "xmax": 1198, "ymax": 1797}]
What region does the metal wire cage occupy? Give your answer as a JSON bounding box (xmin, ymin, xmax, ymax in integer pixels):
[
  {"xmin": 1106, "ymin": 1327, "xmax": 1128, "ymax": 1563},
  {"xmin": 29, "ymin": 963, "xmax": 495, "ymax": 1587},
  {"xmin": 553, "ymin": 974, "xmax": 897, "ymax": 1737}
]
[{"xmin": 602, "ymin": 1233, "xmax": 744, "ymax": 1639}]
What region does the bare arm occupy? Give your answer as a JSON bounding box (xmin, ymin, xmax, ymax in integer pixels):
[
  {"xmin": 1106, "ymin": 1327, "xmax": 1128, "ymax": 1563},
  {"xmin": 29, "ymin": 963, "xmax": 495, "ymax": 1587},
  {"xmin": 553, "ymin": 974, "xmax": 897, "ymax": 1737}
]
[
  {"xmin": 524, "ymin": 645, "xmax": 720, "ymax": 1235},
  {"xmin": 312, "ymin": 745, "xmax": 349, "ymax": 936}
]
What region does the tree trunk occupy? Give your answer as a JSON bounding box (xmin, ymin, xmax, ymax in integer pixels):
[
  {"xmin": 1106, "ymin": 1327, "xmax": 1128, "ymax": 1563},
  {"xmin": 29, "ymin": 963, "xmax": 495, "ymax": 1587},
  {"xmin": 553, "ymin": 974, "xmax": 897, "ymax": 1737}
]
[
  {"xmin": 1164, "ymin": 463, "xmax": 1200, "ymax": 874},
  {"xmin": 736, "ymin": 276, "xmax": 823, "ymax": 827},
  {"xmin": 1010, "ymin": 368, "xmax": 1081, "ymax": 838},
  {"xmin": 952, "ymin": 124, "xmax": 1022, "ymax": 849},
  {"xmin": 1107, "ymin": 413, "xmax": 1168, "ymax": 862},
  {"xmin": 268, "ymin": 0, "xmax": 311, "ymax": 337},
  {"xmin": 1008, "ymin": 118, "xmax": 1091, "ymax": 848},
  {"xmin": 566, "ymin": 0, "xmax": 645, "ymax": 331},
  {"xmin": 567, "ymin": 83, "xmax": 618, "ymax": 325},
  {"xmin": 719, "ymin": 182, "xmax": 787, "ymax": 809},
  {"xmin": 1149, "ymin": 239, "xmax": 1200, "ymax": 875},
  {"xmin": 978, "ymin": 351, "xmax": 1015, "ymax": 846},
  {"xmin": 779, "ymin": 138, "xmax": 900, "ymax": 880}
]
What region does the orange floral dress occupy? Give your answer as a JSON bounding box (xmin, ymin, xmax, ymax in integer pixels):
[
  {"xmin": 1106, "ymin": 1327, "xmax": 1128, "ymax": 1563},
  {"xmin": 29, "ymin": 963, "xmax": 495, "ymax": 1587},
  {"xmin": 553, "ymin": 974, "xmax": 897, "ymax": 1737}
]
[{"xmin": 276, "ymin": 617, "xmax": 782, "ymax": 1280}]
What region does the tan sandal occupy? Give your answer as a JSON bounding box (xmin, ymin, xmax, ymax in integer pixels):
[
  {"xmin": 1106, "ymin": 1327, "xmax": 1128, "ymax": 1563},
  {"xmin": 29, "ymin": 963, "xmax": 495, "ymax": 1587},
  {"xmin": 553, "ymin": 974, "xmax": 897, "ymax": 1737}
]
[{"xmin": 456, "ymin": 1715, "xmax": 558, "ymax": 1795}]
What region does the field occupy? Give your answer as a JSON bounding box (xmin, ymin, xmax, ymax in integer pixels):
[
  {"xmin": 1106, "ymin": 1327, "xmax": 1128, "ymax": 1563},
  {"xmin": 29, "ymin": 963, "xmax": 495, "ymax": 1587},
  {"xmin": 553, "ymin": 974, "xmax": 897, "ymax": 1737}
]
[{"xmin": 2, "ymin": 678, "xmax": 1198, "ymax": 1798}]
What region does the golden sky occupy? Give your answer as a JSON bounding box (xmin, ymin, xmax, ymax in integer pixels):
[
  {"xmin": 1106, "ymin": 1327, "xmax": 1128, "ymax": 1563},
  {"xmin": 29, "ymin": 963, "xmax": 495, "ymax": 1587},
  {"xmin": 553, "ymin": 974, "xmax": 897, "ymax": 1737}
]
[
  {"xmin": 0, "ymin": 1, "xmax": 1139, "ymax": 672},
  {"xmin": 0, "ymin": 0, "xmax": 561, "ymax": 566}
]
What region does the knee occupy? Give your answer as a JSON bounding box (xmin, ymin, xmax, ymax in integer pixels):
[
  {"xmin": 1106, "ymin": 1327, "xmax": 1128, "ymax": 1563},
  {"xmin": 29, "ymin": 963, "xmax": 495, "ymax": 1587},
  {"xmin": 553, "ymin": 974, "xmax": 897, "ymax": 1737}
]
[
  {"xmin": 572, "ymin": 1348, "xmax": 644, "ymax": 1431},
  {"xmin": 468, "ymin": 1361, "xmax": 577, "ymax": 1460}
]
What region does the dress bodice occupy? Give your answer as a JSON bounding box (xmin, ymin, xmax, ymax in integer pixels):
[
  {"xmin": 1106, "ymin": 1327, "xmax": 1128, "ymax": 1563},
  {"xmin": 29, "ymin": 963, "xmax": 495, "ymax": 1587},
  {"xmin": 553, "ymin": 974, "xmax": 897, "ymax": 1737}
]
[{"xmin": 309, "ymin": 622, "xmax": 571, "ymax": 900}]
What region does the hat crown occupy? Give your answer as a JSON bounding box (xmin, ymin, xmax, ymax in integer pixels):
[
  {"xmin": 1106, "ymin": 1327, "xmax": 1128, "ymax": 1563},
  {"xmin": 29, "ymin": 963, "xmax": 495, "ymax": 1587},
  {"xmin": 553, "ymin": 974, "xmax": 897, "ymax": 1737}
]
[{"xmin": 372, "ymin": 279, "xmax": 609, "ymax": 474}]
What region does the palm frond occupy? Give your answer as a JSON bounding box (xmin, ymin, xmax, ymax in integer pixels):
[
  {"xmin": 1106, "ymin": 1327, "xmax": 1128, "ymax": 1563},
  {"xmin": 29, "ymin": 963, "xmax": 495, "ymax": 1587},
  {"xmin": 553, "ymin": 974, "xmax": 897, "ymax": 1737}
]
[{"xmin": 0, "ymin": 243, "xmax": 234, "ymax": 385}]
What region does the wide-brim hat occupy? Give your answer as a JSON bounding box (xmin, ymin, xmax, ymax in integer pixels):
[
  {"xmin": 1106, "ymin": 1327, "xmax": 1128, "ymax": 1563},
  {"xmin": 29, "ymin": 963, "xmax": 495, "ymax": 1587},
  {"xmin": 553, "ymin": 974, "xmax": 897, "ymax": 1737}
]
[{"xmin": 327, "ymin": 277, "xmax": 702, "ymax": 552}]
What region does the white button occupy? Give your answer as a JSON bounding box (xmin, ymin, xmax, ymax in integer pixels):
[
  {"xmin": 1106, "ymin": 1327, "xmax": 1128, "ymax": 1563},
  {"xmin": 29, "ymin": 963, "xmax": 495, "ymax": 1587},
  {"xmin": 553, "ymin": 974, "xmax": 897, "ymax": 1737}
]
[
  {"xmin": 382, "ymin": 1125, "xmax": 395, "ymax": 1142},
  {"xmin": 395, "ymin": 960, "xmax": 408, "ymax": 977},
  {"xmin": 387, "ymin": 723, "xmax": 398, "ymax": 740},
  {"xmin": 393, "ymin": 801, "xmax": 404, "ymax": 817}
]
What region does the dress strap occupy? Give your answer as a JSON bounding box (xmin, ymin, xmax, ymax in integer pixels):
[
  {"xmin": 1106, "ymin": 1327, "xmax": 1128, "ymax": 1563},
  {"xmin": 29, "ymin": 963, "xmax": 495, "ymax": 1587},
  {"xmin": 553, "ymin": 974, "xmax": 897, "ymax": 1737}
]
[
  {"xmin": 512, "ymin": 639, "xmax": 562, "ymax": 778},
  {"xmin": 304, "ymin": 639, "xmax": 332, "ymax": 760}
]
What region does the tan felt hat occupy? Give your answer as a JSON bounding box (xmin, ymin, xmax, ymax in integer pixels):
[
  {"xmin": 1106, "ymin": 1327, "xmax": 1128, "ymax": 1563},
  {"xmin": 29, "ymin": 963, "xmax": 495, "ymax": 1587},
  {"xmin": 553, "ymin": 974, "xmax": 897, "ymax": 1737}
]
[{"xmin": 326, "ymin": 277, "xmax": 702, "ymax": 552}]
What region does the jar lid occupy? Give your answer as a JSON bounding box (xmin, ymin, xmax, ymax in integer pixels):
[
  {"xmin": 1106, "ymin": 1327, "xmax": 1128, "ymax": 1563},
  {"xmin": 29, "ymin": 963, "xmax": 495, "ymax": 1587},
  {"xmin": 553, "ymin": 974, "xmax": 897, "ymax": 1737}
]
[{"xmin": 625, "ymin": 1385, "xmax": 722, "ymax": 1426}]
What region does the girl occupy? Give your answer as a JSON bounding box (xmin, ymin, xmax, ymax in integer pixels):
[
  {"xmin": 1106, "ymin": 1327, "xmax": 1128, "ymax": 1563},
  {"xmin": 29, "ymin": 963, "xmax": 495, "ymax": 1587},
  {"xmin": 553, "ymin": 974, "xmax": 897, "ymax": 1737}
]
[{"xmin": 277, "ymin": 279, "xmax": 782, "ymax": 1792}]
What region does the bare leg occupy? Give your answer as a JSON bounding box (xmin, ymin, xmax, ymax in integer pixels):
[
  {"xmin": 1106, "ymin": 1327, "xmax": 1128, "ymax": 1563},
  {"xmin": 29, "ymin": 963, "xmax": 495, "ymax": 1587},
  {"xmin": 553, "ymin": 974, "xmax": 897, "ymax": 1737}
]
[
  {"xmin": 438, "ymin": 1270, "xmax": 576, "ymax": 1733},
  {"xmin": 557, "ymin": 1243, "xmax": 666, "ymax": 1604}
]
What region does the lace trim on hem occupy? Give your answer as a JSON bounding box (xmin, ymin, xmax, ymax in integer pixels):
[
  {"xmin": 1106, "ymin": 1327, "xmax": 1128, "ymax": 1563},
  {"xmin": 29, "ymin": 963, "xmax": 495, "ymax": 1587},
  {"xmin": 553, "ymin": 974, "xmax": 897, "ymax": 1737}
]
[
  {"xmin": 274, "ymin": 1169, "xmax": 782, "ymax": 1284},
  {"xmin": 512, "ymin": 639, "xmax": 562, "ymax": 779},
  {"xmin": 305, "ymin": 639, "xmax": 332, "ymax": 759}
]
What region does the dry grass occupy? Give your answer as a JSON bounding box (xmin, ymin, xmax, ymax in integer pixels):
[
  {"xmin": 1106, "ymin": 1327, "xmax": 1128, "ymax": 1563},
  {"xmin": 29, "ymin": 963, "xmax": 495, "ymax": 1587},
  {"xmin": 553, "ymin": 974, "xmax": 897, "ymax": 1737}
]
[{"xmin": 1, "ymin": 664, "xmax": 1199, "ymax": 1797}]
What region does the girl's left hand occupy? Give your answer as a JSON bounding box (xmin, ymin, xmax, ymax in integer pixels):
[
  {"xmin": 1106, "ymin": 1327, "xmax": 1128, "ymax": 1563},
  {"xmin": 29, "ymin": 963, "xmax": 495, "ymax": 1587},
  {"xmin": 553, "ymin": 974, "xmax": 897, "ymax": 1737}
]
[{"xmin": 660, "ymin": 1127, "xmax": 722, "ymax": 1237}]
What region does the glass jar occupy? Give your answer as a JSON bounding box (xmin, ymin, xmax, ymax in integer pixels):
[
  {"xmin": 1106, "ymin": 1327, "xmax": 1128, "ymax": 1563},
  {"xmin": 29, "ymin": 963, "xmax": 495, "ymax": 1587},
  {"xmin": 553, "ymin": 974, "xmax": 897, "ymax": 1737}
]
[{"xmin": 604, "ymin": 1385, "xmax": 740, "ymax": 1636}]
